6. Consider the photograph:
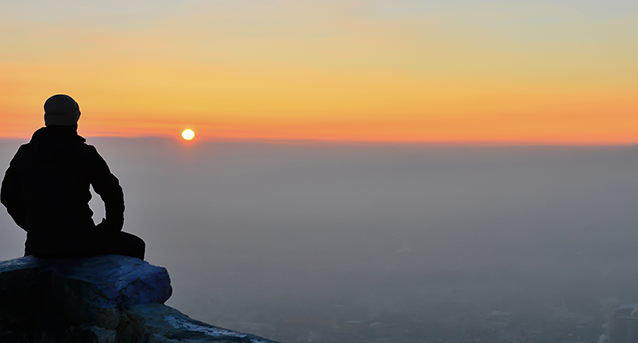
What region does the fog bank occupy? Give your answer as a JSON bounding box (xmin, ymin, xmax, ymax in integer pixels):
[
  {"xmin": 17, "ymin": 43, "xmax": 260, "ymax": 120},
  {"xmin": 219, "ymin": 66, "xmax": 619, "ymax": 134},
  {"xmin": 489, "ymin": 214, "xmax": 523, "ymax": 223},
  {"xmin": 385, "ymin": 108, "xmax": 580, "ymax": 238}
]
[{"xmin": 2, "ymin": 138, "xmax": 638, "ymax": 326}]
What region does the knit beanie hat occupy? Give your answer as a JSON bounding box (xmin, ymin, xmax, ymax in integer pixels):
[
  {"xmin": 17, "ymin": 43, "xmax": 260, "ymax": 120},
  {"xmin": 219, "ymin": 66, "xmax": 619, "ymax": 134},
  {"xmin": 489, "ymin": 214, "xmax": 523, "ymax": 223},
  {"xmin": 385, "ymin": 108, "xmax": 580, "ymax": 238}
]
[{"xmin": 44, "ymin": 94, "xmax": 81, "ymax": 126}]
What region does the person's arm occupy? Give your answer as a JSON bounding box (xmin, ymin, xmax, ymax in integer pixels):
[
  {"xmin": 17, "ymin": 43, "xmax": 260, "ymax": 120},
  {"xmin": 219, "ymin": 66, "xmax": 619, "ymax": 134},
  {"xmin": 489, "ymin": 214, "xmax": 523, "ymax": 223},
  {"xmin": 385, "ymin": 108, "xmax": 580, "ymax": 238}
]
[
  {"xmin": 1, "ymin": 151, "xmax": 27, "ymax": 230},
  {"xmin": 86, "ymin": 146, "xmax": 124, "ymax": 233}
]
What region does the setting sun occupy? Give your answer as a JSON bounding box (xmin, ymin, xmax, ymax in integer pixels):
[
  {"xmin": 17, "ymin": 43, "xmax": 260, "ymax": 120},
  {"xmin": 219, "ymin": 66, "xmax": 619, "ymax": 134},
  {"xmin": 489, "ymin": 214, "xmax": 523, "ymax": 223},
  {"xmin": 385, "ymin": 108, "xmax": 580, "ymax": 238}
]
[
  {"xmin": 0, "ymin": 1, "xmax": 636, "ymax": 145},
  {"xmin": 181, "ymin": 129, "xmax": 195, "ymax": 141}
]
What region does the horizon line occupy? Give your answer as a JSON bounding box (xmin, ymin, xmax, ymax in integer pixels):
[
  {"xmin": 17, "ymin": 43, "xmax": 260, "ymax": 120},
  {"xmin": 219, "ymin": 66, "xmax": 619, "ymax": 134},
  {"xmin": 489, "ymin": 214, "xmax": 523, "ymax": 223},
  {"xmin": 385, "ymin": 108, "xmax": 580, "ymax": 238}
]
[{"xmin": 1, "ymin": 134, "xmax": 637, "ymax": 148}]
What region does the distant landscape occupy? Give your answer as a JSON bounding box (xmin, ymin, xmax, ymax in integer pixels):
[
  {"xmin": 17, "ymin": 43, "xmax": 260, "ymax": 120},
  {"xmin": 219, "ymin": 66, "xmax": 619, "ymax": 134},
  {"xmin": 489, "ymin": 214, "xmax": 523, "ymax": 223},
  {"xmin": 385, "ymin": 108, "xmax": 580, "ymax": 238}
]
[{"xmin": 2, "ymin": 138, "xmax": 638, "ymax": 342}]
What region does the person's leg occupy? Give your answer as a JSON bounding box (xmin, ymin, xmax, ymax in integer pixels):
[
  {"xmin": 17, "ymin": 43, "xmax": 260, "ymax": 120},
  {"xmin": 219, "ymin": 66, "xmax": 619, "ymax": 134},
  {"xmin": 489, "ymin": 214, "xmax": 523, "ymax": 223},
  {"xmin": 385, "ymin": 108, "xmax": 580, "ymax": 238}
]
[{"xmin": 94, "ymin": 231, "xmax": 146, "ymax": 260}]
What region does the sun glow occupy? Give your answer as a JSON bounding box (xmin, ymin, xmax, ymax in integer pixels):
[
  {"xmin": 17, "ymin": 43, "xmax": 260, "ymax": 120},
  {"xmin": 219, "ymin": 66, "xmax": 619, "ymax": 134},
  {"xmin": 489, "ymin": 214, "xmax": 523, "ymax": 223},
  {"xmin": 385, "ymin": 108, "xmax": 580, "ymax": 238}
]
[
  {"xmin": 0, "ymin": 2, "xmax": 636, "ymax": 144},
  {"xmin": 181, "ymin": 129, "xmax": 195, "ymax": 141}
]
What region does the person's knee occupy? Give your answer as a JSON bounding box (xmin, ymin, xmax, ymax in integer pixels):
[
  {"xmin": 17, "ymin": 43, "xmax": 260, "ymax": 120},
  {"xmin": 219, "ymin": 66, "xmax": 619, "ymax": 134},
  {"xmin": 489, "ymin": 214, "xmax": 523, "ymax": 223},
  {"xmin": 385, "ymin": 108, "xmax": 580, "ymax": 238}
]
[
  {"xmin": 120, "ymin": 232, "xmax": 146, "ymax": 260},
  {"xmin": 130, "ymin": 235, "xmax": 146, "ymax": 260},
  {"xmin": 132, "ymin": 234, "xmax": 146, "ymax": 250}
]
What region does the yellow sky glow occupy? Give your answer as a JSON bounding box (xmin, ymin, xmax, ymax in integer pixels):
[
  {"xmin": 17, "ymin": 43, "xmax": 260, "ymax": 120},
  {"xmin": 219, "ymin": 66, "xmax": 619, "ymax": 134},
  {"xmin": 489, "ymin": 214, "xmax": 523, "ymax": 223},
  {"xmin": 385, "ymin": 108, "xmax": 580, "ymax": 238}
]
[{"xmin": 1, "ymin": 1, "xmax": 636, "ymax": 143}]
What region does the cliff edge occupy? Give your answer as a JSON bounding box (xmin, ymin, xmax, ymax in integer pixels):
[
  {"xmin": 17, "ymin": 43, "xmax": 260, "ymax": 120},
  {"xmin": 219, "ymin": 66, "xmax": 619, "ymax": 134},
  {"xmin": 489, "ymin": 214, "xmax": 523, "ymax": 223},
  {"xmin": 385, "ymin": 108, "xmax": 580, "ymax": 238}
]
[{"xmin": 0, "ymin": 255, "xmax": 279, "ymax": 343}]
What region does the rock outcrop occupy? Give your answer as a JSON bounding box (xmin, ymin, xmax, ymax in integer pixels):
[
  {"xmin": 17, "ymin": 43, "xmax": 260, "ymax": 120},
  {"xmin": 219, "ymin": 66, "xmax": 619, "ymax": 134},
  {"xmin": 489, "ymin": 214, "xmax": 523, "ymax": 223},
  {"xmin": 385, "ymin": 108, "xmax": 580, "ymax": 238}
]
[{"xmin": 0, "ymin": 255, "xmax": 278, "ymax": 343}]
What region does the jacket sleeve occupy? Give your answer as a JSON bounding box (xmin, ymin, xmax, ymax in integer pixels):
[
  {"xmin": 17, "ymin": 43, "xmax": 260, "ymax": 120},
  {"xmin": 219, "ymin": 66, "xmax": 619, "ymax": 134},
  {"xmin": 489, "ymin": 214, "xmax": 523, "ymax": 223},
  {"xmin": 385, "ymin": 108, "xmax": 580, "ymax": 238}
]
[
  {"xmin": 1, "ymin": 151, "xmax": 27, "ymax": 230},
  {"xmin": 85, "ymin": 146, "xmax": 124, "ymax": 233}
]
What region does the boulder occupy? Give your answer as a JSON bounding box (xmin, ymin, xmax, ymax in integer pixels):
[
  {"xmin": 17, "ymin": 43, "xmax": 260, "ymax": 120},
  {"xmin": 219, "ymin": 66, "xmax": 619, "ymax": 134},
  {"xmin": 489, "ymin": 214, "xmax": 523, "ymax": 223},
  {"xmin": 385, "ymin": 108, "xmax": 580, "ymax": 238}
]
[
  {"xmin": 123, "ymin": 304, "xmax": 273, "ymax": 343},
  {"xmin": 43, "ymin": 255, "xmax": 172, "ymax": 328},
  {"xmin": 0, "ymin": 255, "xmax": 279, "ymax": 343},
  {"xmin": 0, "ymin": 256, "xmax": 41, "ymax": 324}
]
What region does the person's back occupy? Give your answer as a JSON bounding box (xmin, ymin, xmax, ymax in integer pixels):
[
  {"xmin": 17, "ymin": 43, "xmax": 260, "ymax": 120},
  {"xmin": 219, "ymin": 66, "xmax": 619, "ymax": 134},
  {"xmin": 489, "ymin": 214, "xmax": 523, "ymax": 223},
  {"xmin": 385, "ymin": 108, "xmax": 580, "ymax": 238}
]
[{"xmin": 1, "ymin": 94, "xmax": 145, "ymax": 259}]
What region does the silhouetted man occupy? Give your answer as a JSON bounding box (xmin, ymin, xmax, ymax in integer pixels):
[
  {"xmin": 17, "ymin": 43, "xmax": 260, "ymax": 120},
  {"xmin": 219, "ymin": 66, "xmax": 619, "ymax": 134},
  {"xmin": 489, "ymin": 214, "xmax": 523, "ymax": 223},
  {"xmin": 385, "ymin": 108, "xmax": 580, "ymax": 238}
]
[{"xmin": 1, "ymin": 94, "xmax": 145, "ymax": 259}]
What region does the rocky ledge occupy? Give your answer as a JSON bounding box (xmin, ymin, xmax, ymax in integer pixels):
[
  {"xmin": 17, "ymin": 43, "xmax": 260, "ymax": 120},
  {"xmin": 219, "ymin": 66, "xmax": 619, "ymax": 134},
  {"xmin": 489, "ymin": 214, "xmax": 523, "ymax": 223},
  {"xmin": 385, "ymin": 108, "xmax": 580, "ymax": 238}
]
[{"xmin": 0, "ymin": 255, "xmax": 278, "ymax": 343}]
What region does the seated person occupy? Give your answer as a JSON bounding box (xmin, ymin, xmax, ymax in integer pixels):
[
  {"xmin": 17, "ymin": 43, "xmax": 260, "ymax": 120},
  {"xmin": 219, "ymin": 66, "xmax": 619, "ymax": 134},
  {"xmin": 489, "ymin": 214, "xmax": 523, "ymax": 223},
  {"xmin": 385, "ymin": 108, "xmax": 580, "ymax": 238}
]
[{"xmin": 1, "ymin": 94, "xmax": 145, "ymax": 260}]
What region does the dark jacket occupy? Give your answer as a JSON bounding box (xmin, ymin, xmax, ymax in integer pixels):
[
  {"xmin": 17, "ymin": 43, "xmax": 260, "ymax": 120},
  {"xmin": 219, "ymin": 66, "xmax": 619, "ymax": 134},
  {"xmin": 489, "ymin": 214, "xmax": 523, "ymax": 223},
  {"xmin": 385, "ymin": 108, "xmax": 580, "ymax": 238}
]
[{"xmin": 1, "ymin": 126, "xmax": 124, "ymax": 257}]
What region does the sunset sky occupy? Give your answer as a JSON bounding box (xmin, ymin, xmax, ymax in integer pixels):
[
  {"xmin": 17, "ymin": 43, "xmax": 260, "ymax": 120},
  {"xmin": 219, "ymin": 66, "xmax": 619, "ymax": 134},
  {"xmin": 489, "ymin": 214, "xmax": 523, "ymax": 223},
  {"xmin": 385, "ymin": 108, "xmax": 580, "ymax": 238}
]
[{"xmin": 1, "ymin": 0, "xmax": 636, "ymax": 143}]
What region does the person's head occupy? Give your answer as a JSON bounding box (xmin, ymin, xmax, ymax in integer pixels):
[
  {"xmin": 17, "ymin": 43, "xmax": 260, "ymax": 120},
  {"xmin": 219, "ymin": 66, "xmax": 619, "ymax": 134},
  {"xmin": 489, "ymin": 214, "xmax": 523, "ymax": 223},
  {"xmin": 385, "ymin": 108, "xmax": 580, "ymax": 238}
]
[{"xmin": 44, "ymin": 94, "xmax": 81, "ymax": 127}]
